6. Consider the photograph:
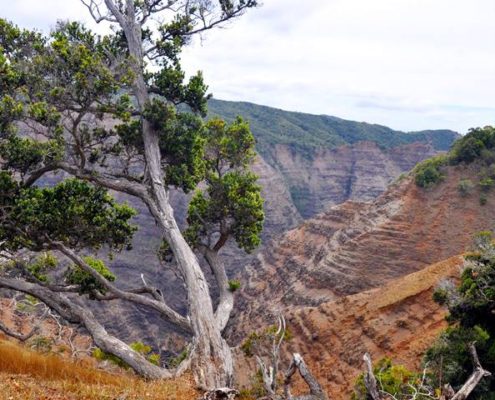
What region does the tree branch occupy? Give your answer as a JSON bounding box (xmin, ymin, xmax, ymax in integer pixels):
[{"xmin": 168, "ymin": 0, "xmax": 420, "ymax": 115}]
[
  {"xmin": 0, "ymin": 276, "xmax": 170, "ymax": 379},
  {"xmin": 450, "ymin": 343, "xmax": 492, "ymax": 400},
  {"xmin": 0, "ymin": 321, "xmax": 39, "ymax": 342},
  {"xmin": 52, "ymin": 242, "xmax": 192, "ymax": 333},
  {"xmin": 363, "ymin": 353, "xmax": 384, "ymax": 400},
  {"xmin": 284, "ymin": 353, "xmax": 328, "ymax": 400},
  {"xmin": 200, "ymin": 246, "xmax": 233, "ymax": 332}
]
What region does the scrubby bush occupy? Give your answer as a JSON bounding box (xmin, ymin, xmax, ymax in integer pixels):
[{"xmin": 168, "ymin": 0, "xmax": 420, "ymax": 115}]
[
  {"xmin": 228, "ymin": 279, "xmax": 241, "ymax": 292},
  {"xmin": 167, "ymin": 347, "xmax": 189, "ymax": 369},
  {"xmin": 479, "ymin": 177, "xmax": 494, "ymax": 192},
  {"xmin": 425, "ymin": 231, "xmax": 495, "ymax": 398},
  {"xmin": 414, "ymin": 155, "xmax": 448, "ymax": 188},
  {"xmin": 450, "ymin": 126, "xmax": 495, "ymax": 165},
  {"xmin": 93, "ymin": 341, "xmax": 160, "ymax": 369},
  {"xmin": 415, "ymin": 126, "xmax": 495, "ymax": 189},
  {"xmin": 457, "ymin": 179, "xmax": 474, "ymax": 197},
  {"xmin": 353, "ymin": 358, "xmax": 424, "ymax": 400}
]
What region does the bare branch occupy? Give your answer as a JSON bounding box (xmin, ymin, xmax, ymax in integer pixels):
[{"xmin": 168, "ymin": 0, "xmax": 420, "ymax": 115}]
[
  {"xmin": 363, "ymin": 353, "xmax": 384, "ymax": 400},
  {"xmin": 284, "ymin": 353, "xmax": 328, "ymax": 400},
  {"xmin": 81, "ymin": 0, "xmax": 118, "ymax": 23},
  {"xmin": 450, "ymin": 343, "xmax": 492, "ymax": 400},
  {"xmin": 52, "ymin": 242, "xmax": 192, "ymax": 333},
  {"xmin": 0, "ymin": 321, "xmax": 39, "ymax": 342}
]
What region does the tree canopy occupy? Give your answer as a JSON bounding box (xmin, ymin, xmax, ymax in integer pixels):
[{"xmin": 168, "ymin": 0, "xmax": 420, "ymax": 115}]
[{"xmin": 0, "ymin": 0, "xmax": 260, "ymax": 388}]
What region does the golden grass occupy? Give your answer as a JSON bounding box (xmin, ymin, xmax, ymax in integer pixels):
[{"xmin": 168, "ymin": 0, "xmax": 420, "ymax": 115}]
[{"xmin": 0, "ymin": 338, "xmax": 200, "ymax": 400}]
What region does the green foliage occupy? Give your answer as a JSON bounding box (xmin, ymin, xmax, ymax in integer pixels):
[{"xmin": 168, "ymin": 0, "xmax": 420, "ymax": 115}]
[
  {"xmin": 93, "ymin": 341, "xmax": 160, "ymax": 369},
  {"xmin": 432, "ymin": 288, "xmax": 449, "ymax": 305},
  {"xmin": 426, "ymin": 231, "xmax": 495, "ymax": 397},
  {"xmin": 207, "ymin": 99, "xmax": 459, "ymax": 161},
  {"xmin": 29, "ymin": 335, "xmax": 54, "ymax": 353},
  {"xmin": 241, "ymin": 324, "xmax": 292, "ymax": 358},
  {"xmin": 479, "ymin": 177, "xmax": 494, "ymax": 192},
  {"xmin": 0, "ymin": 135, "xmax": 63, "ymax": 175},
  {"xmin": 450, "ymin": 127, "xmax": 495, "ymax": 165},
  {"xmin": 480, "ymin": 193, "xmax": 488, "ymax": 206},
  {"xmin": 186, "ymin": 117, "xmax": 264, "ymax": 254},
  {"xmin": 353, "ymin": 358, "xmax": 423, "ymax": 400},
  {"xmin": 238, "ymin": 369, "xmax": 267, "ymax": 399},
  {"xmin": 0, "ymin": 176, "xmax": 137, "ymax": 253},
  {"xmin": 414, "ymin": 154, "xmax": 448, "ymax": 188},
  {"xmin": 414, "ymin": 126, "xmax": 495, "ymax": 190},
  {"xmin": 65, "ymin": 256, "xmax": 115, "ymax": 297},
  {"xmin": 457, "ymin": 179, "xmax": 474, "ymax": 197},
  {"xmin": 16, "ymin": 294, "xmax": 41, "ymax": 314},
  {"xmin": 26, "ymin": 252, "xmax": 58, "ymax": 283},
  {"xmin": 167, "ymin": 347, "xmax": 189, "ymax": 369},
  {"xmin": 228, "ymin": 279, "xmax": 241, "ymax": 292}
]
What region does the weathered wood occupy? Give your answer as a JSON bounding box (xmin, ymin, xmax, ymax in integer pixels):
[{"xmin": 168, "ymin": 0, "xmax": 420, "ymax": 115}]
[
  {"xmin": 284, "ymin": 353, "xmax": 328, "ymax": 400},
  {"xmin": 450, "ymin": 343, "xmax": 491, "ymax": 400},
  {"xmin": 363, "ymin": 353, "xmax": 383, "ymax": 400},
  {"xmin": 0, "ymin": 277, "xmax": 170, "ymax": 379},
  {"xmin": 200, "ymin": 387, "xmax": 239, "ymax": 400},
  {"xmin": 0, "ymin": 321, "xmax": 39, "ymax": 342}
]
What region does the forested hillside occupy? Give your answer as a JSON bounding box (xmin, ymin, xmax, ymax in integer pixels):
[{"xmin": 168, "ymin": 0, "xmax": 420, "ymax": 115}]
[{"xmin": 209, "ymin": 99, "xmax": 459, "ymax": 217}]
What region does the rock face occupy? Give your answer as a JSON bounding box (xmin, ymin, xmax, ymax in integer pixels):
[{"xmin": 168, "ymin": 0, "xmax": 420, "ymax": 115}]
[
  {"xmin": 229, "ymin": 163, "xmax": 495, "ymax": 343},
  {"xmin": 234, "ymin": 256, "xmax": 463, "ymax": 400},
  {"xmin": 261, "ymin": 141, "xmax": 439, "ymax": 218},
  {"xmin": 208, "ymin": 99, "xmax": 459, "ymax": 220}
]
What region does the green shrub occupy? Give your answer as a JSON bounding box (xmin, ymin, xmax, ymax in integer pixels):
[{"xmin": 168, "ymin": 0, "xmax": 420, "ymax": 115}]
[
  {"xmin": 479, "ymin": 177, "xmax": 494, "ymax": 192},
  {"xmin": 480, "ymin": 193, "xmax": 488, "ymax": 205},
  {"xmin": 93, "ymin": 341, "xmax": 160, "ymax": 369},
  {"xmin": 65, "ymin": 256, "xmax": 116, "ymax": 297},
  {"xmin": 432, "ymin": 288, "xmax": 449, "ymax": 305},
  {"xmin": 167, "ymin": 347, "xmax": 189, "ymax": 368},
  {"xmin": 29, "ymin": 336, "xmax": 54, "ymax": 353},
  {"xmin": 425, "ymin": 231, "xmax": 495, "ymax": 397},
  {"xmin": 352, "ymin": 358, "xmax": 421, "ymax": 400},
  {"xmin": 414, "ymin": 155, "xmax": 448, "ymax": 188},
  {"xmin": 228, "ymin": 279, "xmax": 241, "ymax": 292},
  {"xmin": 457, "ymin": 179, "xmax": 474, "ymax": 197},
  {"xmin": 450, "ymin": 126, "xmax": 495, "ymax": 165}
]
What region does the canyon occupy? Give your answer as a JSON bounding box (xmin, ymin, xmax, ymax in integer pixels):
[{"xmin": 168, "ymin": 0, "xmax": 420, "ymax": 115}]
[{"xmin": 97, "ymin": 100, "xmax": 460, "ymax": 348}]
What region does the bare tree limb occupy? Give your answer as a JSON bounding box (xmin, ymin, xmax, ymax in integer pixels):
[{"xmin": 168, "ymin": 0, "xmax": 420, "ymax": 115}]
[
  {"xmin": 0, "ymin": 276, "xmax": 170, "ymax": 379},
  {"xmin": 363, "ymin": 353, "xmax": 384, "ymax": 400},
  {"xmin": 284, "ymin": 353, "xmax": 328, "ymax": 400},
  {"xmin": 0, "ymin": 321, "xmax": 39, "ymax": 342},
  {"xmin": 52, "ymin": 242, "xmax": 192, "ymax": 333},
  {"xmin": 450, "ymin": 343, "xmax": 492, "ymax": 400}
]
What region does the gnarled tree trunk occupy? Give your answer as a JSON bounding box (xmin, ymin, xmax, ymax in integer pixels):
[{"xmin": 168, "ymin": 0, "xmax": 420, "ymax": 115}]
[{"xmin": 104, "ymin": 0, "xmax": 234, "ymax": 387}]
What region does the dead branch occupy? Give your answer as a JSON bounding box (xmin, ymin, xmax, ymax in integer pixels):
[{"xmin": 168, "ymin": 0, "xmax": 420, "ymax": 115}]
[
  {"xmin": 363, "ymin": 353, "xmax": 385, "ymax": 400},
  {"xmin": 0, "ymin": 320, "xmax": 39, "ymax": 342},
  {"xmin": 283, "ymin": 353, "xmax": 328, "ymax": 400},
  {"xmin": 449, "ymin": 343, "xmax": 491, "ymax": 400}
]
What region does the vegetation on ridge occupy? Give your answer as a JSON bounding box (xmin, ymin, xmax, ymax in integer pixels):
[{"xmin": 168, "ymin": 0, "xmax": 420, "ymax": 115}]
[
  {"xmin": 208, "ymin": 99, "xmax": 459, "ymax": 161},
  {"xmin": 415, "ymin": 126, "xmax": 495, "ymax": 188}
]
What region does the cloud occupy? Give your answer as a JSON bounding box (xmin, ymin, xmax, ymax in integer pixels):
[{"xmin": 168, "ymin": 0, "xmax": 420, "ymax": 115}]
[{"xmin": 2, "ymin": 0, "xmax": 494, "ymax": 133}]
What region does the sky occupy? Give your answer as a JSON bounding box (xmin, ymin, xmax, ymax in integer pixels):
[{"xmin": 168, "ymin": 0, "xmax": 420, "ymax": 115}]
[{"xmin": 2, "ymin": 0, "xmax": 495, "ymax": 133}]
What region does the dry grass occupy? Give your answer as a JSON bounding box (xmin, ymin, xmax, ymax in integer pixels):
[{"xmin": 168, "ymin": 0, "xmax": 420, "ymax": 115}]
[{"xmin": 0, "ymin": 338, "xmax": 200, "ymax": 400}]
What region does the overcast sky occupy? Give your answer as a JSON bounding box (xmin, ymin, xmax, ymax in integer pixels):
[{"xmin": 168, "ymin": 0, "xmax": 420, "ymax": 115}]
[{"xmin": 2, "ymin": 0, "xmax": 495, "ymax": 133}]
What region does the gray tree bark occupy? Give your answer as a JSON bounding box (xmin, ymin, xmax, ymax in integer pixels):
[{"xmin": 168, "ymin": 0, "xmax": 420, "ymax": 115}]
[
  {"xmin": 99, "ymin": 0, "xmax": 234, "ymax": 388},
  {"xmin": 0, "ymin": 277, "xmax": 170, "ymax": 379}
]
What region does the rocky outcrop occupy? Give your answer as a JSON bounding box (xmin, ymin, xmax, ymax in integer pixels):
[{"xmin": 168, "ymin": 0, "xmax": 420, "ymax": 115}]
[
  {"xmin": 229, "ymin": 164, "xmax": 495, "ymax": 342},
  {"xmin": 265, "ymin": 141, "xmax": 439, "ymax": 218},
  {"xmin": 234, "ymin": 256, "xmax": 463, "ymax": 399}
]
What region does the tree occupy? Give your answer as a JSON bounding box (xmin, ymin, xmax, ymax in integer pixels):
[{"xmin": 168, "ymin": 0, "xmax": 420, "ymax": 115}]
[
  {"xmin": 425, "ymin": 231, "xmax": 495, "ymax": 398},
  {"xmin": 0, "ymin": 0, "xmax": 259, "ymax": 390}
]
